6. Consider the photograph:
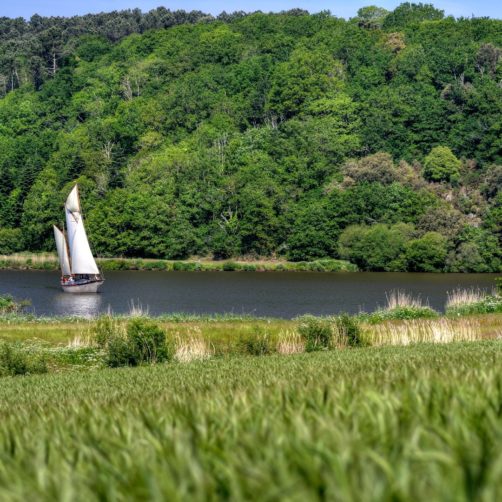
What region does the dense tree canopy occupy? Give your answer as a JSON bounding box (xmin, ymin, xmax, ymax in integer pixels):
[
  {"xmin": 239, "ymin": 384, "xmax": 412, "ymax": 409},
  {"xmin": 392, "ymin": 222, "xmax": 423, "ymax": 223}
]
[{"xmin": 0, "ymin": 4, "xmax": 500, "ymax": 271}]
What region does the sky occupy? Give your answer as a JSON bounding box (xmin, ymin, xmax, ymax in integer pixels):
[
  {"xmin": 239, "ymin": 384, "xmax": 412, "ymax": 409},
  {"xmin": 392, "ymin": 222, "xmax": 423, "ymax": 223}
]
[{"xmin": 0, "ymin": 0, "xmax": 500, "ymax": 20}]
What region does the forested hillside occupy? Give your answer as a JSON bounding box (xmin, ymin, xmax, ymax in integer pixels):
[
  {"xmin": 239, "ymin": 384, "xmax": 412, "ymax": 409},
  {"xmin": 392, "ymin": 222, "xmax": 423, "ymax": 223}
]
[{"xmin": 0, "ymin": 3, "xmax": 501, "ymax": 271}]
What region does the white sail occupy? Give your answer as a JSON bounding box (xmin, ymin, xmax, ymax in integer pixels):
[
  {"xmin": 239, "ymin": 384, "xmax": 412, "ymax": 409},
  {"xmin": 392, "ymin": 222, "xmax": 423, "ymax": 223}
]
[
  {"xmin": 65, "ymin": 185, "xmax": 80, "ymax": 213},
  {"xmin": 53, "ymin": 226, "xmax": 71, "ymax": 276},
  {"xmin": 65, "ymin": 204, "xmax": 79, "ymax": 254},
  {"xmin": 64, "ymin": 185, "xmax": 100, "ymax": 275}
]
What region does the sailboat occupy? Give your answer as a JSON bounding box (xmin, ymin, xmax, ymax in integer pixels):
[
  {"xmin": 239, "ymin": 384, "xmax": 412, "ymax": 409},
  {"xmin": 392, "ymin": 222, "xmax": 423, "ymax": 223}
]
[{"xmin": 53, "ymin": 184, "xmax": 104, "ymax": 293}]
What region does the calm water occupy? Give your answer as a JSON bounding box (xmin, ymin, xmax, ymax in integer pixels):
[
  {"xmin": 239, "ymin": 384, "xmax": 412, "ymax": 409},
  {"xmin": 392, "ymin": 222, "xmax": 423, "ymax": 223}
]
[{"xmin": 0, "ymin": 270, "xmax": 498, "ymax": 318}]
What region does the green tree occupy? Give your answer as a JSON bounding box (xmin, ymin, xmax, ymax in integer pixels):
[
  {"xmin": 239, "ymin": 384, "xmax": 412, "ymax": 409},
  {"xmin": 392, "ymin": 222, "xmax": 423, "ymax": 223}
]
[
  {"xmin": 338, "ymin": 223, "xmax": 414, "ymax": 271},
  {"xmin": 356, "ymin": 6, "xmax": 389, "ymax": 29},
  {"xmin": 405, "ymin": 232, "xmax": 448, "ymax": 272},
  {"xmin": 383, "ymin": 3, "xmax": 444, "ymax": 30},
  {"xmin": 423, "ymin": 146, "xmax": 461, "ymax": 183}
]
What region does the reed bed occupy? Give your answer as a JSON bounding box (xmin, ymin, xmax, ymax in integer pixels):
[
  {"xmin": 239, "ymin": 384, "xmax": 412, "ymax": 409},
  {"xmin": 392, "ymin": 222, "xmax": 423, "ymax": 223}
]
[
  {"xmin": 368, "ymin": 317, "xmax": 486, "ymax": 346},
  {"xmin": 446, "ymin": 287, "xmax": 502, "ymax": 316},
  {"xmin": 174, "ymin": 328, "xmax": 214, "ymax": 363},
  {"xmin": 385, "ymin": 289, "xmax": 425, "ymax": 309},
  {"xmin": 276, "ymin": 330, "xmax": 305, "ymax": 355},
  {"xmin": 446, "ymin": 287, "xmax": 488, "ymax": 308}
]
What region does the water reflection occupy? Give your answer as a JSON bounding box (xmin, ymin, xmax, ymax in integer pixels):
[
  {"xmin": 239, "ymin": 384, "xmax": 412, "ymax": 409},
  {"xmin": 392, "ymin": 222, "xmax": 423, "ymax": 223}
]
[{"xmin": 52, "ymin": 292, "xmax": 103, "ymax": 318}]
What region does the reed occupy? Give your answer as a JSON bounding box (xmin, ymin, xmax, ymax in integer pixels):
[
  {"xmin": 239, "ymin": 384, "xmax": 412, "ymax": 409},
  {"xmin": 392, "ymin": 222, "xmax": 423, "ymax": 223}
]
[
  {"xmin": 368, "ymin": 317, "xmax": 484, "ymax": 346},
  {"xmin": 174, "ymin": 328, "xmax": 213, "ymax": 363},
  {"xmin": 445, "ymin": 288, "xmax": 502, "ymax": 316},
  {"xmin": 385, "ymin": 289, "xmax": 425, "ymax": 309},
  {"xmin": 446, "ymin": 287, "xmax": 487, "ymax": 309},
  {"xmin": 127, "ymin": 300, "xmax": 150, "ymax": 318},
  {"xmin": 276, "ymin": 330, "xmax": 305, "ymax": 355}
]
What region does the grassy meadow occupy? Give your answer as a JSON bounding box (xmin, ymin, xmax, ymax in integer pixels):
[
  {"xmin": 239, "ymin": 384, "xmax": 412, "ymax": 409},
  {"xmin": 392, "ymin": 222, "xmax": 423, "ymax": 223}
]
[{"xmin": 0, "ymin": 342, "xmax": 502, "ymax": 500}]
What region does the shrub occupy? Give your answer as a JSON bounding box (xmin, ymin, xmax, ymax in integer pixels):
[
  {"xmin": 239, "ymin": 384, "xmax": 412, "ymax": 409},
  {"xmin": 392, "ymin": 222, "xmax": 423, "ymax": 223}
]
[
  {"xmin": 173, "ymin": 262, "xmax": 199, "ymax": 271},
  {"xmin": 336, "ymin": 314, "xmax": 363, "ymax": 347},
  {"xmin": 107, "ymin": 336, "xmax": 134, "ymax": 368},
  {"xmin": 96, "ymin": 318, "xmax": 169, "ymax": 367},
  {"xmin": 239, "ymin": 328, "xmax": 272, "ymax": 356},
  {"xmin": 445, "ymin": 295, "xmax": 502, "ymax": 316},
  {"xmin": 339, "ymin": 223, "xmax": 413, "ymax": 271},
  {"xmin": 298, "ymin": 316, "xmax": 333, "ymax": 352},
  {"xmin": 223, "ymin": 261, "xmax": 240, "ymax": 271},
  {"xmin": 93, "ymin": 315, "xmax": 119, "ymax": 348},
  {"xmin": 143, "ymin": 261, "xmax": 166, "ymax": 271},
  {"xmin": 0, "ymin": 295, "xmax": 29, "ymax": 314},
  {"xmin": 126, "ymin": 318, "xmax": 168, "ymax": 364},
  {"xmin": 0, "ymin": 343, "xmax": 47, "ymax": 377}
]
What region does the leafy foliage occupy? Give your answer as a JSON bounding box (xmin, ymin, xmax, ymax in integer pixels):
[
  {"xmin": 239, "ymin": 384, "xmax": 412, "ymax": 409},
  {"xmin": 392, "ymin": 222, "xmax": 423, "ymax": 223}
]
[
  {"xmin": 0, "ymin": 5, "xmax": 500, "ymax": 272},
  {"xmin": 0, "ymin": 343, "xmax": 47, "ymax": 376}
]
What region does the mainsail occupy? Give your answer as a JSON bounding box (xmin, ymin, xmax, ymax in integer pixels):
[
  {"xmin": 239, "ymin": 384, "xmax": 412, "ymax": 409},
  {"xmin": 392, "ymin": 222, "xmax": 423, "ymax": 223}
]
[
  {"xmin": 64, "ymin": 185, "xmax": 100, "ymax": 275},
  {"xmin": 53, "ymin": 225, "xmax": 71, "ymax": 276}
]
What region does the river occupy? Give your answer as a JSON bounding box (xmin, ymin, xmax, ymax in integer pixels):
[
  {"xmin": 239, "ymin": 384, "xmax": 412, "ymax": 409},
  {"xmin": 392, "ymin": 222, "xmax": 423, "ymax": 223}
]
[{"xmin": 0, "ymin": 270, "xmax": 498, "ymax": 318}]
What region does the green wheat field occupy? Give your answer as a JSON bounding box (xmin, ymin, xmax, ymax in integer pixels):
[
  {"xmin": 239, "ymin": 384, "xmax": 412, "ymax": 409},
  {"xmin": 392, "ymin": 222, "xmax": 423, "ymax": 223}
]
[{"xmin": 1, "ymin": 341, "xmax": 501, "ymax": 500}]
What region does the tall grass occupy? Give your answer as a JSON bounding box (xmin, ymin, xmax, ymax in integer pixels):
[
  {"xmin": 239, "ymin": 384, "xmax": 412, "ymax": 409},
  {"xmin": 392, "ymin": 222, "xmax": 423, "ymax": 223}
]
[
  {"xmin": 446, "ymin": 287, "xmax": 502, "ymax": 315},
  {"xmin": 276, "ymin": 330, "xmax": 305, "ymax": 355},
  {"xmin": 0, "ymin": 343, "xmax": 501, "ymax": 499},
  {"xmin": 359, "ymin": 289, "xmax": 439, "ymax": 323},
  {"xmin": 446, "ymin": 287, "xmax": 487, "ymax": 309},
  {"xmin": 174, "ymin": 328, "xmax": 213, "ymax": 363},
  {"xmin": 367, "ymin": 317, "xmax": 485, "ymax": 346},
  {"xmin": 385, "ymin": 289, "xmax": 424, "ymax": 309}
]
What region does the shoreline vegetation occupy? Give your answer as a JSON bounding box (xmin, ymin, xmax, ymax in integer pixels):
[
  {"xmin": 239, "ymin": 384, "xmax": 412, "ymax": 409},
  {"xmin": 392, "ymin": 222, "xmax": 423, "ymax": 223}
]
[
  {"xmin": 0, "ymin": 253, "xmax": 358, "ymax": 272},
  {"xmin": 1, "ymin": 287, "xmax": 500, "ymax": 375}
]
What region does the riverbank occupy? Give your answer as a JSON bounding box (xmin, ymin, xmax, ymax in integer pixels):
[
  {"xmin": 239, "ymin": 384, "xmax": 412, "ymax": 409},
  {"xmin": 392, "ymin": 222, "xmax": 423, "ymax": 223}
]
[{"xmin": 0, "ymin": 253, "xmax": 357, "ymax": 272}]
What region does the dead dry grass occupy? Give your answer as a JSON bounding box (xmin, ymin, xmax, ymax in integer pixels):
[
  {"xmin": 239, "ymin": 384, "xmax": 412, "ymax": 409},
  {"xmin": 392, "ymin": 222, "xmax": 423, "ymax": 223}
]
[
  {"xmin": 174, "ymin": 327, "xmax": 214, "ymax": 363},
  {"xmin": 366, "ymin": 317, "xmax": 501, "ymax": 346},
  {"xmin": 445, "ymin": 287, "xmax": 493, "ymax": 309},
  {"xmin": 385, "ymin": 290, "xmax": 426, "ymax": 309},
  {"xmin": 276, "ymin": 330, "xmax": 305, "ymax": 355}
]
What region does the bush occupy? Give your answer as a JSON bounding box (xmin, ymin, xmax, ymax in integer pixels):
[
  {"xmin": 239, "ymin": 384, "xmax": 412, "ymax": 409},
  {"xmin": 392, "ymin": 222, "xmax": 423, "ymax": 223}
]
[
  {"xmin": 405, "ymin": 232, "xmax": 448, "ymax": 272},
  {"xmin": 0, "ymin": 295, "xmax": 29, "ymax": 314},
  {"xmin": 223, "ymin": 261, "xmax": 240, "ymax": 271},
  {"xmin": 336, "ymin": 314, "xmax": 363, "ymax": 347},
  {"xmin": 173, "ymin": 262, "xmax": 199, "ymax": 271},
  {"xmin": 0, "ymin": 343, "xmax": 47, "ymax": 377},
  {"xmin": 298, "ymin": 316, "xmax": 333, "ymax": 352},
  {"xmin": 339, "ymin": 223, "xmax": 413, "ymax": 271},
  {"xmin": 126, "ymin": 318, "xmax": 168, "ymax": 364},
  {"xmin": 239, "ymin": 329, "xmax": 272, "ymax": 356},
  {"xmin": 95, "ymin": 317, "xmax": 169, "ymax": 367},
  {"xmin": 93, "ymin": 315, "xmax": 119, "ymax": 348}
]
